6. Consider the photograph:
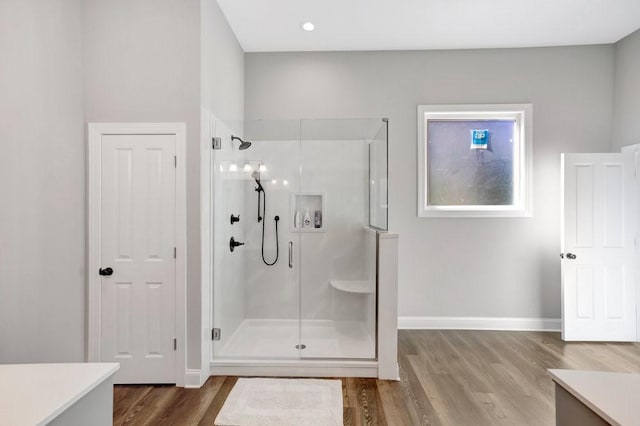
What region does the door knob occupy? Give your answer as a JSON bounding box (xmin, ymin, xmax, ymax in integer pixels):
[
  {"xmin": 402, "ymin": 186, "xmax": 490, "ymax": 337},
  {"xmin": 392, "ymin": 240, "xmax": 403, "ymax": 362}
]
[
  {"xmin": 229, "ymin": 237, "xmax": 245, "ymax": 252},
  {"xmin": 99, "ymin": 267, "xmax": 114, "ymax": 276},
  {"xmin": 566, "ymin": 253, "xmax": 577, "ymax": 260}
]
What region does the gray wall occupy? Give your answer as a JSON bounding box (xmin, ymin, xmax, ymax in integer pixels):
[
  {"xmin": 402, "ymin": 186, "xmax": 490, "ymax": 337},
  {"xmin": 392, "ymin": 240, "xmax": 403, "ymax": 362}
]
[
  {"xmin": 612, "ymin": 29, "xmax": 640, "ymax": 151},
  {"xmin": 245, "ymin": 46, "xmax": 615, "ymax": 320},
  {"xmin": 202, "ymin": 0, "xmax": 244, "ymax": 122},
  {"xmin": 0, "ymin": 0, "xmax": 85, "ymax": 362},
  {"xmin": 83, "ymin": 0, "xmax": 201, "ymax": 368},
  {"xmin": 0, "ymin": 0, "xmax": 244, "ymax": 370}
]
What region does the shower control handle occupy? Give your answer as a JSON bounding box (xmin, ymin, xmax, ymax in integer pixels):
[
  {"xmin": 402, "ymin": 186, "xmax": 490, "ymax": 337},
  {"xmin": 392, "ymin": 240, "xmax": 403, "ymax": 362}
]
[
  {"xmin": 288, "ymin": 241, "xmax": 293, "ymax": 268},
  {"xmin": 229, "ymin": 237, "xmax": 245, "ymax": 252},
  {"xmin": 230, "ymin": 214, "xmax": 240, "ymax": 225}
]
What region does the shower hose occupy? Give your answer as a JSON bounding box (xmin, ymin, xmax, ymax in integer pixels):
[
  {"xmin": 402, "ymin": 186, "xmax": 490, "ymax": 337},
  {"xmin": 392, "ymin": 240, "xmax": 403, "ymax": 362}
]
[{"xmin": 260, "ymin": 190, "xmax": 279, "ymax": 266}]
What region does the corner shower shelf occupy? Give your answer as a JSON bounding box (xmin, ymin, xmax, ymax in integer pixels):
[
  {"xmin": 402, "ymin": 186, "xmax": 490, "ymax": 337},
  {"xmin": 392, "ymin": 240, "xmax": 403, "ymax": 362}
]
[{"xmin": 330, "ymin": 280, "xmax": 374, "ymax": 294}]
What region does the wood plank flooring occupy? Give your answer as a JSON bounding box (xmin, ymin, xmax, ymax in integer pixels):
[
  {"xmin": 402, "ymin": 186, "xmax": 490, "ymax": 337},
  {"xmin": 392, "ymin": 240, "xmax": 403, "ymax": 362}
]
[{"xmin": 113, "ymin": 331, "xmax": 640, "ymax": 425}]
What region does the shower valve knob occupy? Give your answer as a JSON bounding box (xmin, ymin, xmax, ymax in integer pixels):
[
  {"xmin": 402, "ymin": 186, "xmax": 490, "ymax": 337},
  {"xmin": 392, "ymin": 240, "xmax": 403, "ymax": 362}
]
[
  {"xmin": 229, "ymin": 237, "xmax": 245, "ymax": 252},
  {"xmin": 230, "ymin": 214, "xmax": 240, "ymax": 225}
]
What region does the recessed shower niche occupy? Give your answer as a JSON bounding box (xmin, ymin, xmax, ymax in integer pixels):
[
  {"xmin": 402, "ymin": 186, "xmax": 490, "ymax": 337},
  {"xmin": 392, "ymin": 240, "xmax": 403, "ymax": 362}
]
[
  {"xmin": 208, "ymin": 117, "xmax": 391, "ymax": 375},
  {"xmin": 290, "ymin": 192, "xmax": 325, "ymax": 232}
]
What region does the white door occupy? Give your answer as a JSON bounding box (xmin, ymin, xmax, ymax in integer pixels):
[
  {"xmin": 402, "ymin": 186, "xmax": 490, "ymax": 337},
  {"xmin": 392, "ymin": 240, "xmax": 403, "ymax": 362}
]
[
  {"xmin": 561, "ymin": 153, "xmax": 636, "ymax": 341},
  {"xmin": 99, "ymin": 134, "xmax": 177, "ymax": 383}
]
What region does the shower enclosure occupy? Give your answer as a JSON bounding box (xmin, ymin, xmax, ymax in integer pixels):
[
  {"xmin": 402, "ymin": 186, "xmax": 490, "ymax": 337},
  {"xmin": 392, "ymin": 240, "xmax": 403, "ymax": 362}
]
[{"xmin": 209, "ymin": 118, "xmax": 388, "ymax": 372}]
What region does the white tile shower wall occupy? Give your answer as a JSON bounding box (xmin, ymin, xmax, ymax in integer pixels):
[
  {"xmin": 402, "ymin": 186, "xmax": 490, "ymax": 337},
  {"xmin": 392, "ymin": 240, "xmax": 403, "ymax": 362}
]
[
  {"xmin": 300, "ymin": 140, "xmax": 369, "ymax": 321},
  {"xmin": 243, "ymin": 140, "xmax": 300, "ymax": 319},
  {"xmin": 243, "ymin": 139, "xmax": 373, "ymax": 322},
  {"xmin": 212, "ymin": 121, "xmax": 247, "ymax": 354}
]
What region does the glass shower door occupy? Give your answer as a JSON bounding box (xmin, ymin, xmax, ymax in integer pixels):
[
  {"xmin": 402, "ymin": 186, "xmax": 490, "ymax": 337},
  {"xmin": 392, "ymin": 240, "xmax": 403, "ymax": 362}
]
[
  {"xmin": 297, "ymin": 118, "xmax": 386, "ymax": 360},
  {"xmin": 211, "ymin": 119, "xmax": 303, "ymax": 360}
]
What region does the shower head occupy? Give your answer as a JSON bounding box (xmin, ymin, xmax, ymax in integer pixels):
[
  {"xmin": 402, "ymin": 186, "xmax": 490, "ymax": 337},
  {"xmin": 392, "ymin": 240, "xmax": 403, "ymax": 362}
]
[{"xmin": 231, "ymin": 135, "xmax": 252, "ymax": 150}]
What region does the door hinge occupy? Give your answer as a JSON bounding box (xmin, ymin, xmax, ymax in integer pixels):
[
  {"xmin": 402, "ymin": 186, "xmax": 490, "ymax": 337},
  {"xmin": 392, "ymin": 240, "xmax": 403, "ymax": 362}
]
[
  {"xmin": 212, "ymin": 137, "xmax": 222, "ymax": 150},
  {"xmin": 173, "ymin": 247, "xmax": 176, "ymax": 259},
  {"xmin": 174, "ymin": 156, "xmax": 177, "ymax": 168},
  {"xmin": 173, "ymin": 338, "xmax": 177, "ymax": 351},
  {"xmin": 212, "ymin": 328, "xmax": 221, "ymax": 341}
]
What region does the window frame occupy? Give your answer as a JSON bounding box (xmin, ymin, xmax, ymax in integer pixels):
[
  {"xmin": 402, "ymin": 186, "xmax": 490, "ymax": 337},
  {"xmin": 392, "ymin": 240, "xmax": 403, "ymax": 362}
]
[{"xmin": 417, "ymin": 104, "xmax": 533, "ymax": 218}]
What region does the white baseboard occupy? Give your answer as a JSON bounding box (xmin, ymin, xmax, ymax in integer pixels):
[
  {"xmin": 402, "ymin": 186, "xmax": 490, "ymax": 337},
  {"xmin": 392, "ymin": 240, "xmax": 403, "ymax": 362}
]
[
  {"xmin": 398, "ymin": 316, "xmax": 561, "ymax": 332},
  {"xmin": 184, "ymin": 369, "xmax": 204, "ymax": 388}
]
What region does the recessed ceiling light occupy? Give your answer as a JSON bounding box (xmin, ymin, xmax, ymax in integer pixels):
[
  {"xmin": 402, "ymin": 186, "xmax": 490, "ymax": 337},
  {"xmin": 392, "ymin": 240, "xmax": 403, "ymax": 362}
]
[{"xmin": 301, "ymin": 22, "xmax": 315, "ymax": 32}]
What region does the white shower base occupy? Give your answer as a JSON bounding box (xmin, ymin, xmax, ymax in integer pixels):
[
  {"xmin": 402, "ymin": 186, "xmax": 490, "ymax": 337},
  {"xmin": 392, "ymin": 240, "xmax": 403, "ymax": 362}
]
[{"xmin": 216, "ymin": 318, "xmax": 375, "ymax": 360}]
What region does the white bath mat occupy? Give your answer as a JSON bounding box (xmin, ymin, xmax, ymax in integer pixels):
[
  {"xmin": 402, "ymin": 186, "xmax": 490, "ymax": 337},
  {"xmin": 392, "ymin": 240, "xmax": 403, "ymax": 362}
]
[{"xmin": 214, "ymin": 378, "xmax": 343, "ymax": 426}]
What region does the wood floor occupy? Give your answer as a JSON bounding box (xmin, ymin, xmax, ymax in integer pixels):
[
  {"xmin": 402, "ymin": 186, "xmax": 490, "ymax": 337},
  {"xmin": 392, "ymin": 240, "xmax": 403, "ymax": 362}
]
[{"xmin": 113, "ymin": 330, "xmax": 640, "ymax": 425}]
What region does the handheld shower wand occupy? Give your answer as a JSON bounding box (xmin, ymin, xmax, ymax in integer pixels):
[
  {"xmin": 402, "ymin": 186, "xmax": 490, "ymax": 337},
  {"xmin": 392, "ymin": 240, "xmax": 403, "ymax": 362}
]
[
  {"xmin": 250, "ymin": 170, "xmax": 279, "ymax": 266},
  {"xmin": 251, "ymin": 170, "xmax": 264, "ymax": 193}
]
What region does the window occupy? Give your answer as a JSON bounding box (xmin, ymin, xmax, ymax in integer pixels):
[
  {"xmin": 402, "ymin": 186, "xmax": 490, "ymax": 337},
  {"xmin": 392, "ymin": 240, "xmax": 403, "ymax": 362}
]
[{"xmin": 417, "ymin": 104, "xmax": 532, "ymax": 217}]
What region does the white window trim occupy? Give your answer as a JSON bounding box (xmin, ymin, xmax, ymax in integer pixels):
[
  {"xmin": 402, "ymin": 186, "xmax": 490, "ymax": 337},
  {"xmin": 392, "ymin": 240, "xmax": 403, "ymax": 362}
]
[{"xmin": 417, "ymin": 104, "xmax": 533, "ymax": 218}]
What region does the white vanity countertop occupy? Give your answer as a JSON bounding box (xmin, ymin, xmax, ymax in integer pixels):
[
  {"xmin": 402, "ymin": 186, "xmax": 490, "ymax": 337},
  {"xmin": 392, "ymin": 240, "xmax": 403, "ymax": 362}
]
[
  {"xmin": 548, "ymin": 369, "xmax": 640, "ymax": 426},
  {"xmin": 0, "ymin": 362, "xmax": 119, "ymax": 426}
]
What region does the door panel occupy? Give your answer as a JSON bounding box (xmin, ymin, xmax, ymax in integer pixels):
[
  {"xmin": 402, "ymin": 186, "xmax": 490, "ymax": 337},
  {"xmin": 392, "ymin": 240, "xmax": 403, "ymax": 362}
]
[
  {"xmin": 574, "ymin": 165, "xmax": 593, "ymax": 247},
  {"xmin": 561, "ymin": 153, "xmax": 636, "ymax": 341},
  {"xmin": 603, "ymin": 164, "xmax": 624, "ymax": 246},
  {"xmin": 575, "ymin": 266, "xmax": 593, "ymax": 319},
  {"xmin": 605, "ymin": 266, "xmax": 625, "ymax": 319},
  {"xmin": 114, "ymin": 282, "xmax": 133, "ymax": 357},
  {"xmin": 100, "ymin": 134, "xmax": 176, "ymax": 383}
]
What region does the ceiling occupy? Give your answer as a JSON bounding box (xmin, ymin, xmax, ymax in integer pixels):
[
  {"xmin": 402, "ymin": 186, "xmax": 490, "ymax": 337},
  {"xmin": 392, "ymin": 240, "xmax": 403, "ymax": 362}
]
[{"xmin": 217, "ymin": 0, "xmax": 640, "ymax": 52}]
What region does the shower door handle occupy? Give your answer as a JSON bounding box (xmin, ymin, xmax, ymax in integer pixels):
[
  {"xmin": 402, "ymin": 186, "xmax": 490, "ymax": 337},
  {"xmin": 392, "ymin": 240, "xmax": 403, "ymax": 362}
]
[{"xmin": 288, "ymin": 241, "xmax": 293, "ymax": 268}]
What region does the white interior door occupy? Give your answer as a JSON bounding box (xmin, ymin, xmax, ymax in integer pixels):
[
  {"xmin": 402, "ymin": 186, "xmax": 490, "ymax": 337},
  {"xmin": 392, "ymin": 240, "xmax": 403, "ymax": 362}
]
[
  {"xmin": 561, "ymin": 153, "xmax": 636, "ymax": 341},
  {"xmin": 100, "ymin": 134, "xmax": 177, "ymax": 383}
]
